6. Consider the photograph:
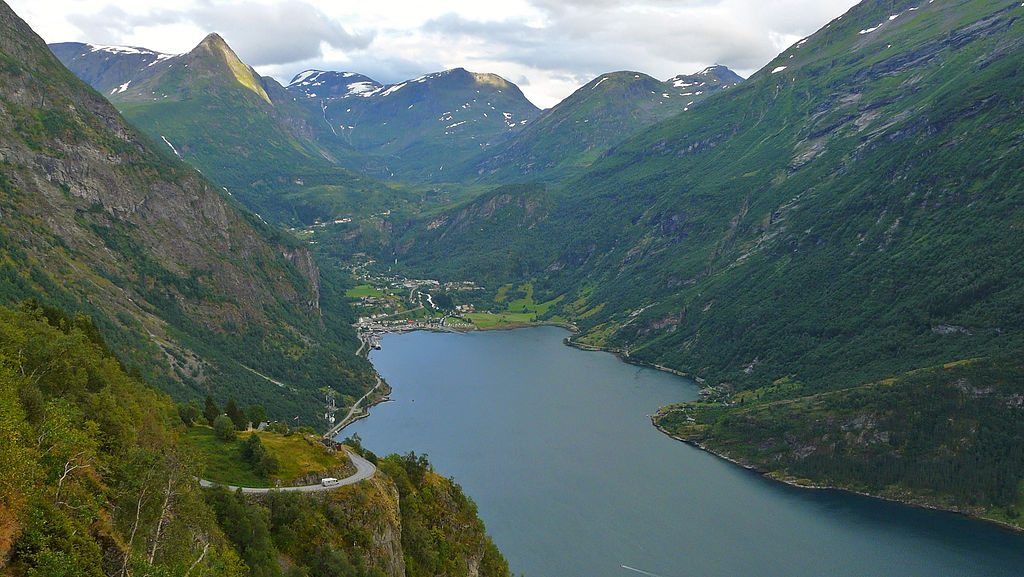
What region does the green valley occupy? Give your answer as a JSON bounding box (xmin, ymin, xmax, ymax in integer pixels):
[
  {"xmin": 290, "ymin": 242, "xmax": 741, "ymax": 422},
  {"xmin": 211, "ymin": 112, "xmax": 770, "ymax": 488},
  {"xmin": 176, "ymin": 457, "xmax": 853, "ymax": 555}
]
[{"xmin": 5, "ymin": 0, "xmax": 1023, "ymax": 569}]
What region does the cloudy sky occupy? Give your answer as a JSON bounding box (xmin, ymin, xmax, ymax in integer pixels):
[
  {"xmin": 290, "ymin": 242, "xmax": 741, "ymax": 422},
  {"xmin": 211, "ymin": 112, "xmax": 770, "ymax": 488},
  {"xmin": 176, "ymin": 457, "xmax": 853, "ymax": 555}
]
[{"xmin": 10, "ymin": 0, "xmax": 859, "ymax": 107}]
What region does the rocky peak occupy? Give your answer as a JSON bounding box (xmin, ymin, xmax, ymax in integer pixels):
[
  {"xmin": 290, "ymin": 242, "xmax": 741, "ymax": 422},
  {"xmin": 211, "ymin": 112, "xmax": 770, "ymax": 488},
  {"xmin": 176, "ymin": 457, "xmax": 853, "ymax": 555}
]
[
  {"xmin": 188, "ymin": 32, "xmax": 271, "ymax": 104},
  {"xmin": 668, "ymin": 65, "xmax": 744, "ymax": 90},
  {"xmin": 197, "ymin": 32, "xmax": 229, "ymax": 51}
]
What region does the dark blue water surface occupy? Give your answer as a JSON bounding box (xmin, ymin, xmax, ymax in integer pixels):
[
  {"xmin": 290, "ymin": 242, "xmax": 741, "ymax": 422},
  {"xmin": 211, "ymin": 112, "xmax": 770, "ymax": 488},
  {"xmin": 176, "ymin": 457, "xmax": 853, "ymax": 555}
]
[{"xmin": 343, "ymin": 327, "xmax": 1024, "ymax": 577}]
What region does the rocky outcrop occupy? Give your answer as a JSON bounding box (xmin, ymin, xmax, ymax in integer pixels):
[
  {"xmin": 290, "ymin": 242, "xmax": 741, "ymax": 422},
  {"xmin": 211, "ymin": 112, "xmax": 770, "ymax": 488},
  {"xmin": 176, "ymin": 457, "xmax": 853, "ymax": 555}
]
[
  {"xmin": 283, "ymin": 246, "xmax": 322, "ymax": 314},
  {"xmin": 328, "ymin": 475, "xmax": 406, "ymax": 577}
]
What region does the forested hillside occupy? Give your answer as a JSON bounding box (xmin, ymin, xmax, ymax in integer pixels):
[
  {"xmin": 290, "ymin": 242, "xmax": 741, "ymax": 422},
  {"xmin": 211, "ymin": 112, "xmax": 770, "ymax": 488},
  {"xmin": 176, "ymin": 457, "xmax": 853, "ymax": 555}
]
[
  {"xmin": 656, "ymin": 357, "xmax": 1024, "ymax": 528},
  {"xmin": 0, "ymin": 0, "xmax": 375, "ymax": 425},
  {"xmin": 0, "ymin": 304, "xmax": 510, "ymax": 575}
]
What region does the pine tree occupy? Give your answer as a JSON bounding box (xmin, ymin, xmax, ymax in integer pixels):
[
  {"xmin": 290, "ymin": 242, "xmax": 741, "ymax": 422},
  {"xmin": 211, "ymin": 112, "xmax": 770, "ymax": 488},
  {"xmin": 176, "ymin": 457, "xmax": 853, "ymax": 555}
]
[
  {"xmin": 203, "ymin": 395, "xmax": 219, "ymax": 426},
  {"xmin": 225, "ymin": 398, "xmax": 246, "ymax": 430}
]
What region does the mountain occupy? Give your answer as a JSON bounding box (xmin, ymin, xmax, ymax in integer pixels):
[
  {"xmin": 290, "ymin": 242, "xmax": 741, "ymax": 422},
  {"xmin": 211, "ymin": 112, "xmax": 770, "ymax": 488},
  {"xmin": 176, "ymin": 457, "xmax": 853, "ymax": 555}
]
[
  {"xmin": 665, "ymin": 64, "xmax": 744, "ymax": 94},
  {"xmin": 287, "ymin": 69, "xmax": 383, "ymax": 99},
  {"xmin": 465, "ymin": 66, "xmax": 743, "ymax": 183},
  {"xmin": 48, "ymin": 41, "xmax": 175, "ymax": 94},
  {"xmin": 2, "ymin": 3, "xmax": 376, "ymax": 424},
  {"xmin": 287, "ymin": 67, "xmax": 542, "ymax": 180},
  {"xmin": 389, "ymin": 0, "xmax": 1024, "ymax": 521},
  {"xmin": 2, "ymin": 6, "xmax": 512, "ymax": 576},
  {"xmin": 52, "ymin": 35, "xmax": 397, "ymax": 224}
]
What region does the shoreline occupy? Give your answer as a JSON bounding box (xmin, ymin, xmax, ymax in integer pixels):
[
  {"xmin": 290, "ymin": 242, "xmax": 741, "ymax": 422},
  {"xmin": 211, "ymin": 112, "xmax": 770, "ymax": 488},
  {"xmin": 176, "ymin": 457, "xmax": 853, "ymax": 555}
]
[
  {"xmin": 475, "ymin": 320, "xmax": 578, "ymax": 333},
  {"xmin": 350, "ymin": 322, "xmax": 1023, "ymax": 535},
  {"xmin": 566, "ymin": 334, "xmax": 1024, "ymax": 535},
  {"xmin": 650, "ymin": 418, "xmax": 1024, "ymax": 536},
  {"xmin": 328, "ymin": 395, "xmax": 391, "ymax": 439},
  {"xmin": 563, "ymin": 336, "xmax": 702, "ymax": 383}
]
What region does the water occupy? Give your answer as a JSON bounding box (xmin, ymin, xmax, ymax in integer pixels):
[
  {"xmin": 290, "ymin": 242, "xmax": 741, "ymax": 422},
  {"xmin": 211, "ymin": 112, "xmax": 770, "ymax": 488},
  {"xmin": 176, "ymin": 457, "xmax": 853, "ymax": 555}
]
[{"xmin": 343, "ymin": 327, "xmax": 1024, "ymax": 577}]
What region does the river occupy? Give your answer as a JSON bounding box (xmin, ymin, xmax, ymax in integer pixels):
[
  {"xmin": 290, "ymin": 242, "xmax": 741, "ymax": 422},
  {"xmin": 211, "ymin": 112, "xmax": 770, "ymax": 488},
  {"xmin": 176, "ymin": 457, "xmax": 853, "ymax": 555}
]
[{"xmin": 342, "ymin": 326, "xmax": 1024, "ymax": 577}]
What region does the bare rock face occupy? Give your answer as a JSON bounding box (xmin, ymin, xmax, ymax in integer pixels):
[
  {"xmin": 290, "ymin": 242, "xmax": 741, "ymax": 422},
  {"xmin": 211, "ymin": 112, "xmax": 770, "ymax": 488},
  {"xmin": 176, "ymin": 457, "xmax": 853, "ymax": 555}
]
[
  {"xmin": 283, "ymin": 246, "xmax": 322, "ymax": 314},
  {"xmin": 374, "ymin": 479, "xmax": 407, "ymax": 577},
  {"xmin": 328, "ymin": 476, "xmax": 407, "ymax": 577}
]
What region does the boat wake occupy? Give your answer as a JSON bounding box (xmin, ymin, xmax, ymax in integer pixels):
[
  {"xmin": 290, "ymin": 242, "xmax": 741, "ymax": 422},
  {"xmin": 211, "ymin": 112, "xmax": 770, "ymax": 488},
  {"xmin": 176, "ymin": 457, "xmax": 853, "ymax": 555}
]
[{"xmin": 621, "ymin": 564, "xmax": 673, "ymax": 577}]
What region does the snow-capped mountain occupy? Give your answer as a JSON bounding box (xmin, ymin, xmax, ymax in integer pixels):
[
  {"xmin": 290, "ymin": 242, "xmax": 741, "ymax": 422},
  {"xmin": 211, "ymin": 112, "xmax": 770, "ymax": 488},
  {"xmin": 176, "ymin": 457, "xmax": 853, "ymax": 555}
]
[
  {"xmin": 286, "ymin": 67, "xmax": 542, "ymax": 179},
  {"xmin": 287, "ymin": 70, "xmax": 383, "ymax": 99},
  {"xmin": 667, "ymin": 65, "xmax": 745, "ymax": 93},
  {"xmin": 48, "ymin": 42, "xmax": 178, "ymax": 94}
]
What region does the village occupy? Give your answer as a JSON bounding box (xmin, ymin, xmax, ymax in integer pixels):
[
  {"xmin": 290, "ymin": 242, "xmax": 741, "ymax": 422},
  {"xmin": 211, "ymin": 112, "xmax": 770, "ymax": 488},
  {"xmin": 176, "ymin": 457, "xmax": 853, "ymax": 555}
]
[{"xmin": 346, "ymin": 261, "xmax": 484, "ymax": 354}]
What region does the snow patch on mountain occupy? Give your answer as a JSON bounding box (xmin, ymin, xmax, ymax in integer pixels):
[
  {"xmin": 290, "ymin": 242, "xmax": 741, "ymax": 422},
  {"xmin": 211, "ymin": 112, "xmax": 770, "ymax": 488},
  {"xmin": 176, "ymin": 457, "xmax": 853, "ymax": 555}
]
[
  {"xmin": 346, "ymin": 82, "xmax": 378, "ymax": 96},
  {"xmin": 87, "ymin": 44, "xmax": 165, "ymax": 57},
  {"xmin": 287, "ymin": 70, "xmax": 384, "ymax": 99}
]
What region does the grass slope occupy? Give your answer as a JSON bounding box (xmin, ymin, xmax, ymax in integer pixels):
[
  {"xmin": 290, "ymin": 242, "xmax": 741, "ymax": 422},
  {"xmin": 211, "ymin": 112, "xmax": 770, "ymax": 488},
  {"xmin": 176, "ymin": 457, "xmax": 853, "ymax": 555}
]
[{"xmin": 182, "ymin": 426, "xmax": 354, "ymax": 487}]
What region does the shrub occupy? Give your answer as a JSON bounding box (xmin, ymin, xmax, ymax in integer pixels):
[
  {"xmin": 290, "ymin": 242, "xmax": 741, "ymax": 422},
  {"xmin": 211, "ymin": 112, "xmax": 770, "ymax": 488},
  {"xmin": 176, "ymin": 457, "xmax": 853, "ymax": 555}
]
[{"xmin": 212, "ymin": 414, "xmax": 236, "ymax": 441}]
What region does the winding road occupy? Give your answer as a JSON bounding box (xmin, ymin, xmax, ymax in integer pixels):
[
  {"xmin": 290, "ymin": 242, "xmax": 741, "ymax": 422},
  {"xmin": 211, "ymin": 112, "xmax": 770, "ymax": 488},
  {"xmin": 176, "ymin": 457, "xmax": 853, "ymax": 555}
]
[
  {"xmin": 323, "ymin": 375, "xmax": 384, "ymax": 440},
  {"xmin": 198, "ymin": 448, "xmax": 376, "ymax": 494}
]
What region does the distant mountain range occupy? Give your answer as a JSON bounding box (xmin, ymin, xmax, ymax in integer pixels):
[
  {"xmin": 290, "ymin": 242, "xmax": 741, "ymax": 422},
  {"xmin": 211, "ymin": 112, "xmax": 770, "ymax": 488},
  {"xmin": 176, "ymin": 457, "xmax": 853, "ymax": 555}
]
[
  {"xmin": 52, "ymin": 37, "xmax": 744, "ymax": 215},
  {"xmin": 287, "ymin": 66, "xmax": 542, "ymax": 180},
  {"xmin": 284, "ymin": 65, "xmax": 743, "ymax": 183},
  {"xmin": 464, "ymin": 66, "xmax": 743, "ymax": 183},
  {"xmin": 286, "ymin": 69, "xmax": 382, "ymax": 99},
  {"xmin": 48, "ymin": 42, "xmax": 176, "ymax": 93}
]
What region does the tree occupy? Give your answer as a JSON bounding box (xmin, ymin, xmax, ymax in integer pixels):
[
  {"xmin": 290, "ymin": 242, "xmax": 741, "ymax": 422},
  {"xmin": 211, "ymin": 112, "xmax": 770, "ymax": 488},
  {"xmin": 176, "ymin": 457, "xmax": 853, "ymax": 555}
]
[
  {"xmin": 241, "ymin": 434, "xmax": 279, "ymax": 478},
  {"xmin": 241, "ymin": 434, "xmax": 265, "ymax": 462},
  {"xmin": 433, "ymin": 292, "xmax": 454, "ymax": 310},
  {"xmin": 179, "ymin": 400, "xmax": 202, "ymax": 426},
  {"xmin": 225, "ymin": 398, "xmax": 246, "ymax": 430},
  {"xmin": 203, "ymin": 396, "xmax": 219, "ymax": 426},
  {"xmin": 255, "ymin": 453, "xmax": 279, "ymax": 478},
  {"xmin": 247, "ymin": 405, "xmax": 267, "ymax": 427},
  {"xmin": 212, "ymin": 415, "xmax": 236, "ymax": 441}
]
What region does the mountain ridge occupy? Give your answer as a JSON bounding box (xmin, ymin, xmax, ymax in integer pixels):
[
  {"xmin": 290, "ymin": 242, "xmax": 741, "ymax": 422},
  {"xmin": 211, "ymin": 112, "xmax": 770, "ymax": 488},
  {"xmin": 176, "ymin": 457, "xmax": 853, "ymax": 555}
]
[
  {"xmin": 462, "ymin": 65, "xmax": 743, "ymax": 183},
  {"xmin": 288, "ymin": 66, "xmax": 542, "ymax": 180},
  {"xmin": 51, "ymin": 33, "xmax": 397, "ymax": 224}
]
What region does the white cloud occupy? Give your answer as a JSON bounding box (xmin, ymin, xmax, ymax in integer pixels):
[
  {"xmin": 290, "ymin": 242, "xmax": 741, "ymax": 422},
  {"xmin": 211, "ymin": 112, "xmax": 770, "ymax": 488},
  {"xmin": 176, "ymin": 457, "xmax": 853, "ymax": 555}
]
[{"xmin": 9, "ymin": 0, "xmax": 860, "ymax": 107}]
